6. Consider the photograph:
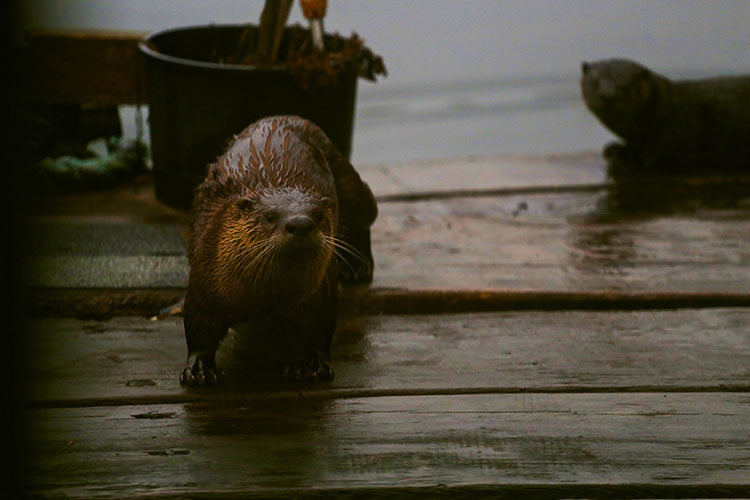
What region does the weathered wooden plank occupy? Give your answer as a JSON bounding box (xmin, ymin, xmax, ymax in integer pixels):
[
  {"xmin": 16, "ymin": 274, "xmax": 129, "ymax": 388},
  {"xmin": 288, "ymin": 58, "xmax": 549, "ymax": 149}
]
[
  {"xmin": 21, "ymin": 219, "xmax": 189, "ymax": 288},
  {"xmin": 23, "ymin": 287, "xmax": 750, "ymax": 319},
  {"xmin": 23, "ymin": 282, "xmax": 750, "ymax": 319},
  {"xmin": 21, "ymin": 186, "xmax": 750, "ymax": 309},
  {"xmin": 369, "ymin": 152, "xmax": 607, "ymax": 198},
  {"xmin": 23, "ymin": 164, "xmax": 750, "ymax": 296},
  {"xmin": 372, "ymin": 191, "xmax": 750, "ymax": 293},
  {"xmin": 22, "ymin": 309, "xmax": 750, "ymax": 404},
  {"xmin": 22, "ymin": 393, "xmax": 750, "ymax": 497},
  {"xmin": 341, "ymin": 288, "xmax": 750, "ymax": 315},
  {"xmin": 22, "ymin": 175, "xmax": 192, "ymax": 224}
]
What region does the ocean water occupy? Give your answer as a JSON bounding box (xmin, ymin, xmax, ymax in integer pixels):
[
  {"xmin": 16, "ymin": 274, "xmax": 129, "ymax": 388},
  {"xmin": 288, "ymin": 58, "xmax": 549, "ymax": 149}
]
[{"xmin": 17, "ymin": 0, "xmax": 750, "ymax": 165}]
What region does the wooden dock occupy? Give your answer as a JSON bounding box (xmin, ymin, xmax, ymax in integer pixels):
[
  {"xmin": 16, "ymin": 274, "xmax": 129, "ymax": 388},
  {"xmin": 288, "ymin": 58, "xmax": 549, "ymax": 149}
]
[{"xmin": 19, "ymin": 154, "xmax": 750, "ymax": 498}]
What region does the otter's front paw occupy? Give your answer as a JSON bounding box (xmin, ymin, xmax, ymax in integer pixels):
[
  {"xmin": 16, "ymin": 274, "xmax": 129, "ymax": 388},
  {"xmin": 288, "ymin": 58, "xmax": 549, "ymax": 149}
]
[
  {"xmin": 180, "ymin": 354, "xmax": 223, "ymax": 386},
  {"xmin": 283, "ymin": 352, "xmax": 335, "ymax": 382}
]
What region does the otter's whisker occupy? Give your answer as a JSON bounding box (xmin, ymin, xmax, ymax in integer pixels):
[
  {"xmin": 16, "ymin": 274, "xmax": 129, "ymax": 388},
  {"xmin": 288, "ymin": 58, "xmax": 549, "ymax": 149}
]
[
  {"xmin": 321, "ymin": 236, "xmax": 368, "ymax": 278},
  {"xmin": 254, "ymin": 239, "xmax": 279, "ymax": 293},
  {"xmin": 242, "ymin": 237, "xmax": 277, "ymax": 293},
  {"xmin": 325, "ymin": 235, "xmax": 368, "ymax": 264}
]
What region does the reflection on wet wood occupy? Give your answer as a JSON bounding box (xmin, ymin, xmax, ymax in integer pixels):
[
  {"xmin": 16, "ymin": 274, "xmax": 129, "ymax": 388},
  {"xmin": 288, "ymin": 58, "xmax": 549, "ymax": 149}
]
[
  {"xmin": 23, "ymin": 393, "xmax": 750, "ymax": 497},
  {"xmin": 22, "ymin": 177, "xmax": 750, "ymax": 317},
  {"xmin": 18, "ymin": 160, "xmax": 750, "ymax": 497},
  {"xmin": 23, "ymin": 309, "xmax": 750, "ymax": 404},
  {"xmin": 373, "ymin": 190, "xmax": 750, "ymax": 293}
]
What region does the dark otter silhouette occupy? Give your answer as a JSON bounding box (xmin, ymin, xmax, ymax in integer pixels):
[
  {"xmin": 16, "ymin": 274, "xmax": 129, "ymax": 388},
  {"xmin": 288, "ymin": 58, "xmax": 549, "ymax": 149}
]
[
  {"xmin": 181, "ymin": 115, "xmax": 377, "ymax": 386},
  {"xmin": 580, "ymin": 58, "xmax": 750, "ymax": 173}
]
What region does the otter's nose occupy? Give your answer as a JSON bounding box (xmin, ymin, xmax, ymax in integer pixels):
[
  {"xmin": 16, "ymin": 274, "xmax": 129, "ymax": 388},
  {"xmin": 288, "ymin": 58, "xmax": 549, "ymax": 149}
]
[{"xmin": 285, "ymin": 216, "xmax": 315, "ymax": 236}]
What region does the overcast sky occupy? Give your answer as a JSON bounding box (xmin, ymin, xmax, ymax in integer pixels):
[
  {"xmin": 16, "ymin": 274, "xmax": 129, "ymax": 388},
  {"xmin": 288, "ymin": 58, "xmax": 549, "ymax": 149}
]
[
  {"xmin": 15, "ymin": 1, "xmax": 750, "ymax": 162},
  {"xmin": 16, "ymin": 0, "xmax": 750, "ymax": 87}
]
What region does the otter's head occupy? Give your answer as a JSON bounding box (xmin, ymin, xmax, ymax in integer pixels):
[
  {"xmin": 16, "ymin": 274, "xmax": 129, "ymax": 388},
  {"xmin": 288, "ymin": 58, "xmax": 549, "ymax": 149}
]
[
  {"xmin": 217, "ymin": 186, "xmax": 337, "ymax": 301},
  {"xmin": 580, "ymin": 59, "xmax": 666, "ymax": 140}
]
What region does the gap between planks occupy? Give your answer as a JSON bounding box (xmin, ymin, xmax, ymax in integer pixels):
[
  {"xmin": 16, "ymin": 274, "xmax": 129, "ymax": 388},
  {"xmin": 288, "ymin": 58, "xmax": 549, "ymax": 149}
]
[
  {"xmin": 373, "ymin": 173, "xmax": 750, "ymax": 203},
  {"xmin": 375, "ymin": 182, "xmax": 610, "ymax": 202},
  {"xmin": 89, "ymin": 484, "xmax": 750, "ymax": 499},
  {"xmin": 25, "ymin": 386, "xmax": 750, "ymax": 410},
  {"xmin": 23, "ymin": 287, "xmax": 750, "ymax": 318}
]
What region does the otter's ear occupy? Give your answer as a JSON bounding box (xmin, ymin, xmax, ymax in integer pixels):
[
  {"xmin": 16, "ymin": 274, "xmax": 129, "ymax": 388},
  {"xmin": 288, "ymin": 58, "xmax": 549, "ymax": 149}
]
[{"xmin": 236, "ymin": 197, "xmax": 254, "ymax": 212}]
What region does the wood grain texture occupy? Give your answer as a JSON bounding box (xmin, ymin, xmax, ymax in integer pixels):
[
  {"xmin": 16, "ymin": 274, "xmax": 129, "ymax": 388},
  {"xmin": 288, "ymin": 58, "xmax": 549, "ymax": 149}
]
[
  {"xmin": 22, "ymin": 393, "xmax": 750, "ymax": 497},
  {"xmin": 22, "ymin": 167, "xmax": 750, "ymax": 301},
  {"xmin": 369, "ymin": 152, "xmax": 607, "ymax": 198},
  {"xmin": 16, "ymin": 141, "xmax": 750, "ymax": 498},
  {"xmin": 372, "ymin": 191, "xmax": 750, "ymax": 293},
  {"xmin": 22, "ymin": 309, "xmax": 750, "ymax": 404}
]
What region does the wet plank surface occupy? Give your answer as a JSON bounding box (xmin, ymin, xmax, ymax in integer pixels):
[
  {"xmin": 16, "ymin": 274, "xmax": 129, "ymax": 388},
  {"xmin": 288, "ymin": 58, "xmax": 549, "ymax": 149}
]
[
  {"xmin": 22, "ymin": 165, "xmax": 750, "ymax": 296},
  {"xmin": 22, "ymin": 188, "xmax": 750, "ymax": 294},
  {"xmin": 21, "ymin": 307, "xmax": 750, "ymax": 497},
  {"xmin": 366, "ymin": 152, "xmax": 606, "ymax": 198},
  {"xmin": 373, "ymin": 189, "xmax": 750, "ymax": 293},
  {"xmin": 24, "ymin": 394, "xmax": 750, "ymax": 498},
  {"xmin": 23, "ymin": 309, "xmax": 750, "ymax": 404},
  {"xmin": 19, "ymin": 158, "xmax": 750, "ymax": 497}
]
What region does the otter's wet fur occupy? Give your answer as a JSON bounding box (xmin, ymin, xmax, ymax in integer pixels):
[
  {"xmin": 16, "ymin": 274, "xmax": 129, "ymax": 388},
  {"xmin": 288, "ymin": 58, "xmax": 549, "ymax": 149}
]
[
  {"xmin": 581, "ymin": 58, "xmax": 750, "ymax": 173},
  {"xmin": 181, "ymin": 115, "xmax": 377, "ymax": 386}
]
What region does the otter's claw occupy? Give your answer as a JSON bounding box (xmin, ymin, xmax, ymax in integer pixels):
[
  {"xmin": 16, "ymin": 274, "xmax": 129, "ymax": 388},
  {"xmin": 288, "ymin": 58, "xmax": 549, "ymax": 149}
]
[
  {"xmin": 283, "ymin": 352, "xmax": 335, "ymax": 382},
  {"xmin": 180, "ymin": 355, "xmax": 223, "ymax": 386}
]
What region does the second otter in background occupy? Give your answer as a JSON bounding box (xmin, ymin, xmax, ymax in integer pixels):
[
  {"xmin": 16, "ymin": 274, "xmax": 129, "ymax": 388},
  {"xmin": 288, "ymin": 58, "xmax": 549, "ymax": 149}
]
[{"xmin": 580, "ymin": 58, "xmax": 750, "ymax": 173}]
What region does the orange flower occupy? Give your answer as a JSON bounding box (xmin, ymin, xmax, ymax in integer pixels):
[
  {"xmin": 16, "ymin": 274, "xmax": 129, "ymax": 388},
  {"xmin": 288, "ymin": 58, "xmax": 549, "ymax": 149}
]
[{"xmin": 299, "ymin": 0, "xmax": 327, "ymax": 19}]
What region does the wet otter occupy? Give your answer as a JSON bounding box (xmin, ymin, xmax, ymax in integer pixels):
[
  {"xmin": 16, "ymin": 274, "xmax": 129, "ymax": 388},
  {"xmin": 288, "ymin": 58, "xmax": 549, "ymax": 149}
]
[
  {"xmin": 181, "ymin": 115, "xmax": 377, "ymax": 386},
  {"xmin": 580, "ymin": 58, "xmax": 750, "ymax": 173}
]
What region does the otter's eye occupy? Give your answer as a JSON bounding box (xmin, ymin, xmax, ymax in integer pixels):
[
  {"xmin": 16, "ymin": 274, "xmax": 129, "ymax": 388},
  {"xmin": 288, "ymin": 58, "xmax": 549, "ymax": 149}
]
[
  {"xmin": 264, "ymin": 211, "xmax": 278, "ymax": 223},
  {"xmin": 310, "ymin": 208, "xmax": 325, "ymax": 224},
  {"xmin": 237, "ymin": 198, "xmax": 254, "ymax": 212}
]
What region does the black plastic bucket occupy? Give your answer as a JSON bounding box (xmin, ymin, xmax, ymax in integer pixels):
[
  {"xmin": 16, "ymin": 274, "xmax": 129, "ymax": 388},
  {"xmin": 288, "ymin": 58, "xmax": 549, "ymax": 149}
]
[{"xmin": 139, "ymin": 25, "xmax": 358, "ymax": 210}]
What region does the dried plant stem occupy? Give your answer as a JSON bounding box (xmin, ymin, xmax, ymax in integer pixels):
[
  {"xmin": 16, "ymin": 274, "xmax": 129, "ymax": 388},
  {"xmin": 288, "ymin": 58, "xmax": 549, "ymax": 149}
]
[{"xmin": 258, "ymin": 0, "xmax": 293, "ymax": 63}]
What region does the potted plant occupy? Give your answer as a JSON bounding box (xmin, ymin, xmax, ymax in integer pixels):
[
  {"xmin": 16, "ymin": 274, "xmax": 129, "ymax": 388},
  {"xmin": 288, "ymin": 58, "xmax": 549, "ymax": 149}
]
[{"xmin": 139, "ymin": 0, "xmax": 386, "ymax": 209}]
